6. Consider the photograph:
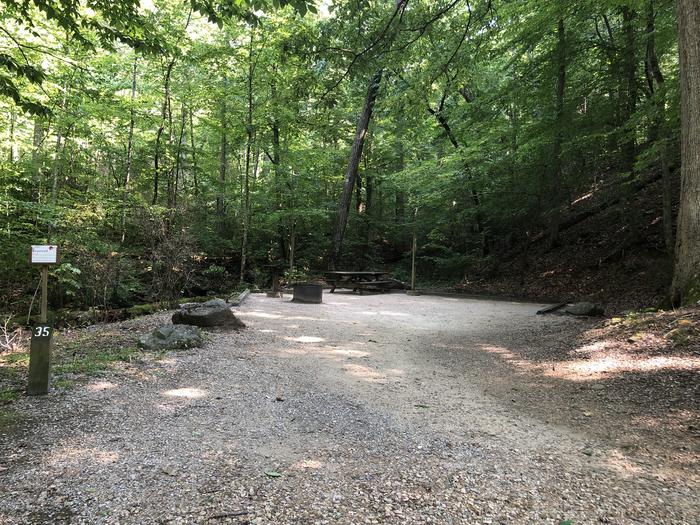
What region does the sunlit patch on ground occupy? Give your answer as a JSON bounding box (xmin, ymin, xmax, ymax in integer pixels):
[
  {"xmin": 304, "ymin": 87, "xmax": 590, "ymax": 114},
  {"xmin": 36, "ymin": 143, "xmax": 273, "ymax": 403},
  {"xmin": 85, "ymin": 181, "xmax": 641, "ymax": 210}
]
[
  {"xmin": 340, "ymin": 362, "xmax": 401, "ymax": 382},
  {"xmin": 286, "ymin": 336, "xmax": 326, "ymax": 344},
  {"xmin": 547, "ymin": 354, "xmax": 700, "ymax": 381},
  {"xmin": 162, "ymin": 387, "xmax": 207, "ymax": 398},
  {"xmin": 323, "ymin": 348, "xmax": 370, "ymax": 358},
  {"xmin": 292, "ymin": 459, "xmax": 323, "ymax": 470},
  {"xmin": 604, "ymin": 451, "xmax": 644, "ymax": 476},
  {"xmin": 479, "ymin": 344, "xmax": 534, "ymax": 371},
  {"xmin": 239, "ymin": 311, "xmax": 283, "ymax": 319},
  {"xmin": 88, "ymin": 381, "xmax": 117, "ymax": 391},
  {"xmin": 48, "ymin": 446, "xmax": 119, "ymax": 467}
]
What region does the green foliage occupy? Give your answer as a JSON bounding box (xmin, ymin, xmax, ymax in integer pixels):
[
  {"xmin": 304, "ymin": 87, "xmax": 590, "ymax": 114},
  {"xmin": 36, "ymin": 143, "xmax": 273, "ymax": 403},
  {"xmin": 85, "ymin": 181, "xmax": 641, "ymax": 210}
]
[
  {"xmin": 199, "ymin": 264, "xmax": 231, "ymax": 293},
  {"xmin": 283, "ymin": 267, "xmax": 309, "ymax": 284},
  {"xmin": 0, "ymin": 0, "xmax": 684, "ymax": 314}
]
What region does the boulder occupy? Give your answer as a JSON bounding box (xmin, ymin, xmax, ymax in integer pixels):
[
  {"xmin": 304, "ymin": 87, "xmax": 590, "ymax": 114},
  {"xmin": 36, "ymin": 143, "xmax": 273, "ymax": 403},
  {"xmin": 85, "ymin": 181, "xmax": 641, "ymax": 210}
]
[
  {"xmin": 172, "ymin": 298, "xmax": 245, "ymax": 328},
  {"xmin": 565, "ymin": 302, "xmax": 604, "ymax": 316},
  {"xmin": 138, "ymin": 324, "xmax": 203, "ymax": 351}
]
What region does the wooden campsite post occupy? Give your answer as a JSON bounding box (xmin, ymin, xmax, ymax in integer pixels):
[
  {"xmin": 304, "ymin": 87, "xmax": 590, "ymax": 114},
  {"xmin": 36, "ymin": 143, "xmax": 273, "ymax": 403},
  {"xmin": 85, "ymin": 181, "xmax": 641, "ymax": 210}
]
[{"xmin": 27, "ymin": 245, "xmax": 59, "ymax": 395}]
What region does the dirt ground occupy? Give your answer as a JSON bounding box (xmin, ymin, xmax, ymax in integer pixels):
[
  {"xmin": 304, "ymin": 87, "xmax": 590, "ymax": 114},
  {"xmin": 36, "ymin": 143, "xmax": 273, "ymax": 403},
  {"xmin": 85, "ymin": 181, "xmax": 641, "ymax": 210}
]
[{"xmin": 0, "ymin": 292, "xmax": 698, "ymax": 524}]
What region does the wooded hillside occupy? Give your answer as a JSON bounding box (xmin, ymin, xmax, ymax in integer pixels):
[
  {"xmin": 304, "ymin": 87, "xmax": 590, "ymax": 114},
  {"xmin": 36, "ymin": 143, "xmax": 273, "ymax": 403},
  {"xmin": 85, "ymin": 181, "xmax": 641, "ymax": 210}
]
[{"xmin": 1, "ymin": 0, "xmax": 697, "ymax": 314}]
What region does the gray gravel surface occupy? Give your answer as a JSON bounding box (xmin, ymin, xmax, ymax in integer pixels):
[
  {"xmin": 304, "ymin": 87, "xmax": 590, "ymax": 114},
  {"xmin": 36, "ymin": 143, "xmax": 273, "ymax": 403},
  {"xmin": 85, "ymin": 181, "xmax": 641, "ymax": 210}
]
[{"xmin": 1, "ymin": 293, "xmax": 698, "ymax": 524}]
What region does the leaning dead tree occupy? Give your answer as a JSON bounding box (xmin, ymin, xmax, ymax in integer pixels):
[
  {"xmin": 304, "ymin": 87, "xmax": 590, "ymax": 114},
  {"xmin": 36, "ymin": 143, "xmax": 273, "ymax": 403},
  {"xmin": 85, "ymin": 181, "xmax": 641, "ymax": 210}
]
[{"xmin": 329, "ymin": 69, "xmax": 383, "ymax": 269}]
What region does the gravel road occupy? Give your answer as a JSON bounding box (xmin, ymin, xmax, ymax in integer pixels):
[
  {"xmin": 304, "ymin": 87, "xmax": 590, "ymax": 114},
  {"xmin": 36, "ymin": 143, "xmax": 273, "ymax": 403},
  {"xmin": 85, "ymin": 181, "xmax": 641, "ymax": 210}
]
[{"xmin": 1, "ymin": 292, "xmax": 698, "ymax": 524}]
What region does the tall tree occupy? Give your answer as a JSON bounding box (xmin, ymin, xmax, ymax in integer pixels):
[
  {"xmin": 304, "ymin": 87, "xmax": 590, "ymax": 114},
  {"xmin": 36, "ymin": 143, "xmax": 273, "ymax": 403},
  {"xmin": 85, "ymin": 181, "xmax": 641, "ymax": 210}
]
[
  {"xmin": 240, "ymin": 28, "xmax": 256, "ymax": 281},
  {"xmin": 153, "ymin": 57, "xmax": 175, "ymax": 206},
  {"xmin": 671, "ymin": 0, "xmax": 700, "ymax": 305},
  {"xmin": 549, "ymin": 15, "xmax": 567, "ymax": 246},
  {"xmin": 330, "ymin": 68, "xmax": 383, "ymax": 269},
  {"xmin": 121, "ymin": 55, "xmax": 138, "ymax": 244},
  {"xmin": 216, "ymin": 75, "xmax": 228, "ymax": 231},
  {"xmin": 644, "ymin": 0, "xmax": 673, "ymax": 254}
]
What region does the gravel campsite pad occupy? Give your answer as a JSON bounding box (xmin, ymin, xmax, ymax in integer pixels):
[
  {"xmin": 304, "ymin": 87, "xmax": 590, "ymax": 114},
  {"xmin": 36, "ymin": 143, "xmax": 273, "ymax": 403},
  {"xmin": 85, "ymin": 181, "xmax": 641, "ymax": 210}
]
[{"xmin": 1, "ymin": 293, "xmax": 698, "ymax": 524}]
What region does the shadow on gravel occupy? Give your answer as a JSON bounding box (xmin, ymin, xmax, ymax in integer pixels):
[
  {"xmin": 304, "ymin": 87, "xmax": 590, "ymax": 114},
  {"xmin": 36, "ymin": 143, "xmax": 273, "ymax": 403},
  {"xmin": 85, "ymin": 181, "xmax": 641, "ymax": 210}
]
[{"xmin": 435, "ymin": 330, "xmax": 700, "ymax": 482}]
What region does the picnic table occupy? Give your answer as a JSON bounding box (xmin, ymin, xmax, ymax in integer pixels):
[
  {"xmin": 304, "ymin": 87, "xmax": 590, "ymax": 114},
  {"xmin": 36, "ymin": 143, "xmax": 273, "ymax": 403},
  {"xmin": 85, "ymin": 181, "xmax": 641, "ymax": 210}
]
[{"xmin": 324, "ymin": 271, "xmax": 395, "ymax": 294}]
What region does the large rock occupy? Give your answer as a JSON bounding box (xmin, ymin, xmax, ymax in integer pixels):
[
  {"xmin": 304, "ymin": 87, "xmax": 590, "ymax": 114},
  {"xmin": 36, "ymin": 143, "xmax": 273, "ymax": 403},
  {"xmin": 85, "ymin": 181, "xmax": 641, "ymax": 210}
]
[
  {"xmin": 138, "ymin": 324, "xmax": 203, "ymax": 351},
  {"xmin": 172, "ymin": 298, "xmax": 245, "ymax": 328},
  {"xmin": 565, "ymin": 302, "xmax": 604, "ymax": 316}
]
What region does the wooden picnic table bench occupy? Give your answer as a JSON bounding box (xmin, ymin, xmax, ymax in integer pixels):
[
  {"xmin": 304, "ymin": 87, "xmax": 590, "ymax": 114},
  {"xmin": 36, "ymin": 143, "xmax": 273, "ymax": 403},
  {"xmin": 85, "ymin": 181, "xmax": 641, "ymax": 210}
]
[{"xmin": 324, "ymin": 271, "xmax": 395, "ymax": 294}]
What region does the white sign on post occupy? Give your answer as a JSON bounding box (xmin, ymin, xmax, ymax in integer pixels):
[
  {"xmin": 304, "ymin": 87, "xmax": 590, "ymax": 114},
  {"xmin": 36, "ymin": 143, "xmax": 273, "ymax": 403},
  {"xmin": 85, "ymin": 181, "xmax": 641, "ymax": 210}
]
[{"xmin": 30, "ymin": 245, "xmax": 60, "ymax": 265}]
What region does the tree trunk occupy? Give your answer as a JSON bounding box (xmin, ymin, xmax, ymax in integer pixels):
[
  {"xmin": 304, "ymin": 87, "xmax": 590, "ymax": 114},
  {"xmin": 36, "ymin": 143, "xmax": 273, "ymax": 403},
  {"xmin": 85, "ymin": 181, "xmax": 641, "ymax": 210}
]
[
  {"xmin": 189, "ymin": 107, "xmax": 198, "ymax": 195},
  {"xmin": 620, "ymin": 7, "xmax": 640, "ymax": 242},
  {"xmin": 122, "ymin": 56, "xmax": 137, "ymax": 244},
  {"xmin": 549, "ymin": 16, "xmax": 567, "ymax": 247},
  {"xmin": 153, "ymin": 58, "xmax": 175, "ymax": 206},
  {"xmin": 620, "ymin": 7, "xmax": 638, "ymax": 174},
  {"xmin": 645, "ymin": 0, "xmax": 674, "ymax": 254},
  {"xmin": 355, "ymin": 169, "xmax": 363, "ymax": 213},
  {"xmin": 50, "ymin": 126, "xmax": 63, "ymax": 206},
  {"xmin": 240, "ymin": 30, "xmax": 255, "ymax": 282},
  {"xmin": 31, "ymin": 117, "xmax": 44, "ymax": 203},
  {"xmin": 166, "ymin": 85, "xmax": 174, "ymax": 209},
  {"xmin": 270, "ymin": 115, "xmax": 287, "ymax": 261},
  {"xmin": 49, "ymin": 82, "xmax": 70, "ymax": 212},
  {"xmin": 289, "ymin": 220, "xmax": 296, "ymax": 272},
  {"xmin": 217, "ymin": 84, "xmax": 228, "ymax": 232},
  {"xmin": 330, "ymin": 69, "xmax": 383, "ymax": 269},
  {"xmin": 671, "ymin": 0, "xmax": 700, "ymax": 305},
  {"xmin": 173, "ymin": 103, "xmax": 187, "ymax": 208},
  {"xmin": 394, "ymin": 131, "xmax": 405, "ymax": 226},
  {"xmin": 8, "ymin": 109, "xmax": 17, "ymax": 162}
]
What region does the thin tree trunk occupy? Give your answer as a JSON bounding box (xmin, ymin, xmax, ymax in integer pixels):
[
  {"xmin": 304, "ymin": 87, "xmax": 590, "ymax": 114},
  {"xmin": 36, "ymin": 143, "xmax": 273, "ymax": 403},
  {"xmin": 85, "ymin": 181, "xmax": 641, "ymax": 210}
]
[
  {"xmin": 252, "ymin": 147, "xmax": 261, "ymax": 185},
  {"xmin": 364, "ymin": 172, "xmax": 374, "ymax": 267},
  {"xmin": 173, "ymin": 103, "xmax": 187, "ymax": 208},
  {"xmin": 270, "ymin": 115, "xmax": 287, "ymax": 261},
  {"xmin": 289, "ymin": 220, "xmax": 296, "ymax": 272},
  {"xmin": 122, "ymin": 56, "xmax": 137, "ymax": 244},
  {"xmin": 330, "ymin": 69, "xmax": 383, "ymax": 269},
  {"xmin": 671, "ymin": 0, "xmax": 700, "ymax": 305},
  {"xmin": 49, "ymin": 82, "xmax": 69, "ymax": 210},
  {"xmin": 355, "ymin": 170, "xmax": 363, "ymax": 213},
  {"xmin": 366, "ymin": 174, "xmax": 373, "ymax": 215},
  {"xmin": 189, "ymin": 108, "xmax": 198, "ymax": 195},
  {"xmin": 8, "ymin": 109, "xmax": 17, "ymax": 162},
  {"xmin": 645, "ymin": 0, "xmax": 674, "ymax": 254},
  {"xmin": 549, "ymin": 16, "xmax": 567, "ymax": 247},
  {"xmin": 217, "ymin": 82, "xmax": 228, "ymax": 232},
  {"xmin": 620, "ymin": 6, "xmax": 637, "ymax": 173},
  {"xmin": 50, "ymin": 128, "xmax": 63, "ymax": 206},
  {"xmin": 394, "ymin": 124, "xmax": 405, "ymax": 228},
  {"xmin": 240, "ymin": 29, "xmax": 255, "ymax": 282},
  {"xmin": 620, "ymin": 6, "xmax": 640, "ymax": 243},
  {"xmin": 31, "ymin": 118, "xmax": 44, "ymax": 203},
  {"xmin": 166, "ymin": 86, "xmax": 174, "ymax": 209},
  {"xmin": 153, "ymin": 58, "xmax": 175, "ymax": 206},
  {"xmin": 621, "ymin": 7, "xmax": 638, "ymax": 174}
]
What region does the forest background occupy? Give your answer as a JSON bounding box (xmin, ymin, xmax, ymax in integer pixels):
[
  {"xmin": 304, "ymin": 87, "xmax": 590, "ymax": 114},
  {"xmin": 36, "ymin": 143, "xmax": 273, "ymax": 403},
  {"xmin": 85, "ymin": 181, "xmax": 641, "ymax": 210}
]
[{"xmin": 0, "ymin": 0, "xmax": 697, "ymax": 317}]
